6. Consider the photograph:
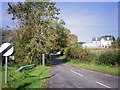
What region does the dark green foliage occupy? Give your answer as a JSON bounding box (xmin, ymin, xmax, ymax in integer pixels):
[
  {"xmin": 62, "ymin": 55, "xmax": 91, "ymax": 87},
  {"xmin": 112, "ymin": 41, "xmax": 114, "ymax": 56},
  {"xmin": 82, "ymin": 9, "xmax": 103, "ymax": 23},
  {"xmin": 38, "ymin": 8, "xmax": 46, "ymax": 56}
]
[
  {"xmin": 66, "ymin": 44, "xmax": 89, "ymax": 60},
  {"xmin": 111, "ymin": 37, "xmax": 120, "ymax": 49},
  {"xmin": 66, "ymin": 44, "xmax": 119, "ymax": 66},
  {"xmin": 82, "ymin": 52, "xmax": 98, "ymax": 63},
  {"xmin": 97, "ymin": 50, "xmax": 120, "ymax": 66}
]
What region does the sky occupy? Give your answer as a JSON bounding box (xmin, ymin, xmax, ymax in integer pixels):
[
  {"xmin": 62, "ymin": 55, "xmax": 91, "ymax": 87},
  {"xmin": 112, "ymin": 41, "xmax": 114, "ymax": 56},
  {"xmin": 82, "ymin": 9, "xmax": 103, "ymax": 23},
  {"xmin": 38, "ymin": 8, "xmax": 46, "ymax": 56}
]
[
  {"xmin": 0, "ymin": 1, "xmax": 119, "ymax": 42},
  {"xmin": 56, "ymin": 2, "xmax": 118, "ymax": 42}
]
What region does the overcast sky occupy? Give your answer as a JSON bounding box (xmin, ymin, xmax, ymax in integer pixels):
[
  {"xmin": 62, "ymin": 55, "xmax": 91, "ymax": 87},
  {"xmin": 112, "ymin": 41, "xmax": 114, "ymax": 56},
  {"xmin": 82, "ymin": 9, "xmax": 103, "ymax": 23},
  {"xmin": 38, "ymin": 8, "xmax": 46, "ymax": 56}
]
[{"xmin": 1, "ymin": 1, "xmax": 119, "ymax": 42}]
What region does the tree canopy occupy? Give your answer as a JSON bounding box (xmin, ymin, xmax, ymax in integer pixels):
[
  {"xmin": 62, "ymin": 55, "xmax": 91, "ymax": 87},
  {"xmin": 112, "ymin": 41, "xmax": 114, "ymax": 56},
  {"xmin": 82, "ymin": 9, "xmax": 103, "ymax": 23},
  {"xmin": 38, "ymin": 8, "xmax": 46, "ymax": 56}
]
[{"xmin": 5, "ymin": 1, "xmax": 78, "ymax": 64}]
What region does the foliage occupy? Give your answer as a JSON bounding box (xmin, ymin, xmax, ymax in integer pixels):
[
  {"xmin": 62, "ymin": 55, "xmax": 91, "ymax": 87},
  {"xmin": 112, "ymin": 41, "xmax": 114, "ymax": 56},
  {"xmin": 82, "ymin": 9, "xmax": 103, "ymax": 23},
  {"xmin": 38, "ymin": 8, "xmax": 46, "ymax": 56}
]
[
  {"xmin": 7, "ymin": 2, "xmax": 60, "ymax": 64},
  {"xmin": 82, "ymin": 51, "xmax": 98, "ymax": 63},
  {"xmin": 97, "ymin": 50, "xmax": 120, "ymax": 66},
  {"xmin": 66, "ymin": 44, "xmax": 120, "ymax": 66},
  {"xmin": 111, "ymin": 37, "xmax": 120, "ymax": 49},
  {"xmin": 1, "ymin": 29, "xmax": 14, "ymax": 43},
  {"xmin": 60, "ymin": 55, "xmax": 120, "ymax": 76},
  {"xmin": 69, "ymin": 34, "xmax": 78, "ymax": 45},
  {"xmin": 117, "ymin": 37, "xmax": 120, "ymax": 47},
  {"xmin": 66, "ymin": 44, "xmax": 89, "ymax": 60},
  {"xmin": 5, "ymin": 1, "xmax": 78, "ymax": 65}
]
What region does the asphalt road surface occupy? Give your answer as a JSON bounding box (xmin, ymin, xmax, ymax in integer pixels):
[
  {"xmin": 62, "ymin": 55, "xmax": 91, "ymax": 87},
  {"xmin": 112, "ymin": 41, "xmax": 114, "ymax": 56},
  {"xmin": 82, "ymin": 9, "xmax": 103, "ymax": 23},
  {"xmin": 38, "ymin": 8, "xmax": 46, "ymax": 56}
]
[{"xmin": 47, "ymin": 54, "xmax": 120, "ymax": 89}]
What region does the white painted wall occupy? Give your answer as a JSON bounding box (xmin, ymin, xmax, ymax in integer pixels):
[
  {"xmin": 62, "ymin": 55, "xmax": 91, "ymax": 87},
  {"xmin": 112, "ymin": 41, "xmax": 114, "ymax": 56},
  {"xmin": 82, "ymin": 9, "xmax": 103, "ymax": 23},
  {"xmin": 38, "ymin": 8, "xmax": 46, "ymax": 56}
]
[
  {"xmin": 92, "ymin": 41, "xmax": 100, "ymax": 45},
  {"xmin": 100, "ymin": 38, "xmax": 112, "ymax": 48},
  {"xmin": 83, "ymin": 43, "xmax": 100, "ymax": 48}
]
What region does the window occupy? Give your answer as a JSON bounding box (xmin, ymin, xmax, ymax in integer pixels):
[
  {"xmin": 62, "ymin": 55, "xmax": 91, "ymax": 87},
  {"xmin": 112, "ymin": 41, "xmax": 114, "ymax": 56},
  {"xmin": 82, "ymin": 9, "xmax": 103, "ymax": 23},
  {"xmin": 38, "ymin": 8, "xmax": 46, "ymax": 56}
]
[
  {"xmin": 107, "ymin": 37, "xmax": 109, "ymax": 40},
  {"xmin": 105, "ymin": 46, "xmax": 107, "ymax": 48}
]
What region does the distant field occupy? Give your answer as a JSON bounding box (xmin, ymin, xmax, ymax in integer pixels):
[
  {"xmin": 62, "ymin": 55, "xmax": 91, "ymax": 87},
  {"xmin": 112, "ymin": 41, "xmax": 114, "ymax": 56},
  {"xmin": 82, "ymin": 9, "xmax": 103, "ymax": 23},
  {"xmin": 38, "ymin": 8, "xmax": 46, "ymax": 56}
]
[{"xmin": 2, "ymin": 65, "xmax": 51, "ymax": 89}]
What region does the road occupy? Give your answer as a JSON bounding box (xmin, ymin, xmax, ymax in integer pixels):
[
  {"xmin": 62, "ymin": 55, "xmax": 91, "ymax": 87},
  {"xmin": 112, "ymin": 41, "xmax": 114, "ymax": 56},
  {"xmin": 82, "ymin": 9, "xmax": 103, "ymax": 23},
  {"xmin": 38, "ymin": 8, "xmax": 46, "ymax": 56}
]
[{"xmin": 47, "ymin": 54, "xmax": 120, "ymax": 89}]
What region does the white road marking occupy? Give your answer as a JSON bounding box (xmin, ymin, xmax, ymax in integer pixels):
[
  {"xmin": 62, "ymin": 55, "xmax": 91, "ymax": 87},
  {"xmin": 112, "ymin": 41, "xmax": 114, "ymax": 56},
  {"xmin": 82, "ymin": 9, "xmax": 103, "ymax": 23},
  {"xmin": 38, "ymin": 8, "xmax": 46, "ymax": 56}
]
[
  {"xmin": 70, "ymin": 70, "xmax": 84, "ymax": 77},
  {"xmin": 96, "ymin": 81, "xmax": 111, "ymax": 88},
  {"xmin": 78, "ymin": 86, "xmax": 83, "ymax": 88}
]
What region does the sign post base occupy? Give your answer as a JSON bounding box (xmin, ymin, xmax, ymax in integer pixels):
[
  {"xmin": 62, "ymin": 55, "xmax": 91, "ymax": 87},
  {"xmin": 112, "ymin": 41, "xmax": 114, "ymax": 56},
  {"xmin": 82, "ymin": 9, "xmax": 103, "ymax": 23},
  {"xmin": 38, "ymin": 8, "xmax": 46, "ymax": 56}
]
[{"xmin": 5, "ymin": 56, "xmax": 8, "ymax": 84}]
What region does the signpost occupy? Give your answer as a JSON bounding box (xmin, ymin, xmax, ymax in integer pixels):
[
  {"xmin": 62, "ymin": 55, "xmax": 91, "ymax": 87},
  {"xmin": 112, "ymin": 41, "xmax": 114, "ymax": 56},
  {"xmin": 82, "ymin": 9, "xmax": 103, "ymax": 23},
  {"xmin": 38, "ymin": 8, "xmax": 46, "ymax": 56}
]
[
  {"xmin": 42, "ymin": 54, "xmax": 45, "ymax": 66},
  {"xmin": 0, "ymin": 43, "xmax": 14, "ymax": 84}
]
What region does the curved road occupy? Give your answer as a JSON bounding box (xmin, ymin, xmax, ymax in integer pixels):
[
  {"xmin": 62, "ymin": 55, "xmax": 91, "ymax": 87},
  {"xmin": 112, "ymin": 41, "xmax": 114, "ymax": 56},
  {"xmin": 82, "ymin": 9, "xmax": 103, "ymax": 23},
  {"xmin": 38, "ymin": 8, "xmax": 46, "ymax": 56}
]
[{"xmin": 47, "ymin": 54, "xmax": 119, "ymax": 89}]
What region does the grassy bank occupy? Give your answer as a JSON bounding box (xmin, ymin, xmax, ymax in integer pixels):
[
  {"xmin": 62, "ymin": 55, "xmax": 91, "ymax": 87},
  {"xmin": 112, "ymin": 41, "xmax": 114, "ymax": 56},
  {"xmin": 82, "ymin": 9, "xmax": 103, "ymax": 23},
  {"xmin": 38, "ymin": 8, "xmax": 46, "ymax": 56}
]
[
  {"xmin": 2, "ymin": 65, "xmax": 51, "ymax": 89},
  {"xmin": 60, "ymin": 56, "xmax": 120, "ymax": 76}
]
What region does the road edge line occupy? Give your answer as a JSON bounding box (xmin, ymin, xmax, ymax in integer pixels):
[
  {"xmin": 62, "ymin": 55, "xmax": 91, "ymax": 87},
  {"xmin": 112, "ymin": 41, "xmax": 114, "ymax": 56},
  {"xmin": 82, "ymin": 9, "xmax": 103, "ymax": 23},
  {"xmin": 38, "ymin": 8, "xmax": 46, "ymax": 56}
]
[
  {"xmin": 96, "ymin": 81, "xmax": 111, "ymax": 88},
  {"xmin": 70, "ymin": 70, "xmax": 84, "ymax": 77}
]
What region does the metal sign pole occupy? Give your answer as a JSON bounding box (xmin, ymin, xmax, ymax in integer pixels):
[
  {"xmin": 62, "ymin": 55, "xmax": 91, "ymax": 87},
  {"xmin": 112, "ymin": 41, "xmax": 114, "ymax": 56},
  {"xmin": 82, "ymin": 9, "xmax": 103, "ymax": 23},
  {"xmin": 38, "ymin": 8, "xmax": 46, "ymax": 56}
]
[
  {"xmin": 42, "ymin": 54, "xmax": 45, "ymax": 66},
  {"xmin": 5, "ymin": 56, "xmax": 8, "ymax": 84}
]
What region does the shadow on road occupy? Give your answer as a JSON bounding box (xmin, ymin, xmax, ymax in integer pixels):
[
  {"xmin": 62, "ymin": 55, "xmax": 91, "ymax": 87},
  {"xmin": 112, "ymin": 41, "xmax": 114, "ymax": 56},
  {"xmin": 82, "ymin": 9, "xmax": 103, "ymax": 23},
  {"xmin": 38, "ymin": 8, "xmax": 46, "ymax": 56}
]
[
  {"xmin": 50, "ymin": 54, "xmax": 63, "ymax": 66},
  {"xmin": 41, "ymin": 71, "xmax": 60, "ymax": 80}
]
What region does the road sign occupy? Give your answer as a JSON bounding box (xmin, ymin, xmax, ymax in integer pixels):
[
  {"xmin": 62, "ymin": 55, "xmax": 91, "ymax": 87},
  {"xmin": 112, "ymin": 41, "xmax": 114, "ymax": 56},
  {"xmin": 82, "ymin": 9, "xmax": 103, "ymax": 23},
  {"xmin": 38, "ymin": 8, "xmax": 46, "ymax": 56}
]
[
  {"xmin": 0, "ymin": 42, "xmax": 14, "ymax": 84},
  {"xmin": 0, "ymin": 43, "xmax": 14, "ymax": 56}
]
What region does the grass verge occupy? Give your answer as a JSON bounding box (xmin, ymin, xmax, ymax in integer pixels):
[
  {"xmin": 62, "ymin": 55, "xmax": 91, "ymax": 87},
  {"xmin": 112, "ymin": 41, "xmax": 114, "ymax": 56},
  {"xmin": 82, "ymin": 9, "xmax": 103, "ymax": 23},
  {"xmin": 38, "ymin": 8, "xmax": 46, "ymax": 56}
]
[
  {"xmin": 60, "ymin": 56, "xmax": 120, "ymax": 76},
  {"xmin": 2, "ymin": 65, "xmax": 51, "ymax": 89}
]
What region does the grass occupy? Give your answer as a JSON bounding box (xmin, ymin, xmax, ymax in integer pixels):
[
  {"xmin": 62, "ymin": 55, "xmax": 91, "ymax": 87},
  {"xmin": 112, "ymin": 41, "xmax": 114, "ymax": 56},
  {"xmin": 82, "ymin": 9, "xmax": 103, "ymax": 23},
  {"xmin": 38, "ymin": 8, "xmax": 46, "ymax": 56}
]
[
  {"xmin": 2, "ymin": 65, "xmax": 51, "ymax": 89},
  {"xmin": 60, "ymin": 56, "xmax": 120, "ymax": 76}
]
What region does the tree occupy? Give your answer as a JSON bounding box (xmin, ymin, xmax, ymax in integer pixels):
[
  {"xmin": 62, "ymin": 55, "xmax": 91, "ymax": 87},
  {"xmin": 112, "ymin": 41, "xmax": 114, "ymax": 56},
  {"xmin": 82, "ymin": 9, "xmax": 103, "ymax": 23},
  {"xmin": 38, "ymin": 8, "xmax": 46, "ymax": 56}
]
[
  {"xmin": 117, "ymin": 37, "xmax": 120, "ymax": 47},
  {"xmin": 68, "ymin": 34, "xmax": 78, "ymax": 45},
  {"xmin": 7, "ymin": 1, "xmax": 60, "ymax": 64},
  {"xmin": 112, "ymin": 37, "xmax": 120, "ymax": 49},
  {"xmin": 7, "ymin": 1, "xmax": 78, "ymax": 64}
]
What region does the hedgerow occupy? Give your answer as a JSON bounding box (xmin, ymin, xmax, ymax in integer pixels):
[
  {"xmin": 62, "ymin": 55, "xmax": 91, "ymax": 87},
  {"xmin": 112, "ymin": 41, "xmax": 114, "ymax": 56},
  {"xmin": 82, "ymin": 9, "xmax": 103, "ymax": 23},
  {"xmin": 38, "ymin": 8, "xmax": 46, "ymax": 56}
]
[{"xmin": 66, "ymin": 44, "xmax": 120, "ymax": 66}]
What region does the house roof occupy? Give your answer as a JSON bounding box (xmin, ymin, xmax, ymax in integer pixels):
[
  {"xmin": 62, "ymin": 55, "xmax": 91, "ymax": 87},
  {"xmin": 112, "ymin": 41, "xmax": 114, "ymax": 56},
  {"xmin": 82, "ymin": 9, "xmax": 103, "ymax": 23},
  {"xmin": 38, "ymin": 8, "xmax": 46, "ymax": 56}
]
[
  {"xmin": 92, "ymin": 35, "xmax": 115, "ymax": 41},
  {"xmin": 101, "ymin": 35, "xmax": 115, "ymax": 41},
  {"xmin": 92, "ymin": 37, "xmax": 101, "ymax": 41}
]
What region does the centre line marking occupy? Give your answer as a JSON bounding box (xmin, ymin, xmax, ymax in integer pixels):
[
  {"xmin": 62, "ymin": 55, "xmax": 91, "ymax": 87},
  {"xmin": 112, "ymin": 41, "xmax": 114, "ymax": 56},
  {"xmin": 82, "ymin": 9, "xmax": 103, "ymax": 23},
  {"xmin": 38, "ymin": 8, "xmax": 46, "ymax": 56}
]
[
  {"xmin": 96, "ymin": 81, "xmax": 111, "ymax": 88},
  {"xmin": 70, "ymin": 70, "xmax": 84, "ymax": 77}
]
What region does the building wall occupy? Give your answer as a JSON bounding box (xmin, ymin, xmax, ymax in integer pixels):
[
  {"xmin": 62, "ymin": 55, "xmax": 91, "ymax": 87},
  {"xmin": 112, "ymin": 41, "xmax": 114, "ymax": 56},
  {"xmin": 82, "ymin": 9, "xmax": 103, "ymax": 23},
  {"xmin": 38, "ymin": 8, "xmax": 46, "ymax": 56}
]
[
  {"xmin": 92, "ymin": 41, "xmax": 100, "ymax": 45},
  {"xmin": 100, "ymin": 38, "xmax": 112, "ymax": 48},
  {"xmin": 83, "ymin": 43, "xmax": 100, "ymax": 48},
  {"xmin": 83, "ymin": 36, "xmax": 114, "ymax": 49}
]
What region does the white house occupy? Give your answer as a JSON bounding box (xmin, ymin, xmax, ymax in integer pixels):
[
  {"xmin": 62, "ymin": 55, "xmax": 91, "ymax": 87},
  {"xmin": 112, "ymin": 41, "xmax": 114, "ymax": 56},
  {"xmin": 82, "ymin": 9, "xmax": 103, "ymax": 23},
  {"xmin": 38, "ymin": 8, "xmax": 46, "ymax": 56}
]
[
  {"xmin": 92, "ymin": 37, "xmax": 101, "ymax": 45},
  {"xmin": 83, "ymin": 35, "xmax": 115, "ymax": 48},
  {"xmin": 100, "ymin": 36, "xmax": 115, "ymax": 48}
]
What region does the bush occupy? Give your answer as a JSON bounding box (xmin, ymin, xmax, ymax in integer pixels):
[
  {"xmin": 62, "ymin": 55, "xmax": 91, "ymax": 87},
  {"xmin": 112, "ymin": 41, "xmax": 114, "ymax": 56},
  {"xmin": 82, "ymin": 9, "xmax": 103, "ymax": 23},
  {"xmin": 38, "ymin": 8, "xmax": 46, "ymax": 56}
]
[
  {"xmin": 97, "ymin": 50, "xmax": 120, "ymax": 66},
  {"xmin": 82, "ymin": 52, "xmax": 98, "ymax": 63},
  {"xmin": 66, "ymin": 44, "xmax": 89, "ymax": 60},
  {"xmin": 66, "ymin": 44, "xmax": 119, "ymax": 66}
]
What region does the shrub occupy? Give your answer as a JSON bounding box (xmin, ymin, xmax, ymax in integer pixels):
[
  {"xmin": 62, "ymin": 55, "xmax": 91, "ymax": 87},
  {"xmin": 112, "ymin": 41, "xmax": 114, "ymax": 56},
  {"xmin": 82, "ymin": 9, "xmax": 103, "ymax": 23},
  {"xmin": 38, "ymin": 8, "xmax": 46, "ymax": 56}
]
[
  {"xmin": 97, "ymin": 50, "xmax": 120, "ymax": 66},
  {"xmin": 82, "ymin": 52, "xmax": 98, "ymax": 63},
  {"xmin": 66, "ymin": 44, "xmax": 89, "ymax": 60},
  {"xmin": 66, "ymin": 44, "xmax": 119, "ymax": 66}
]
